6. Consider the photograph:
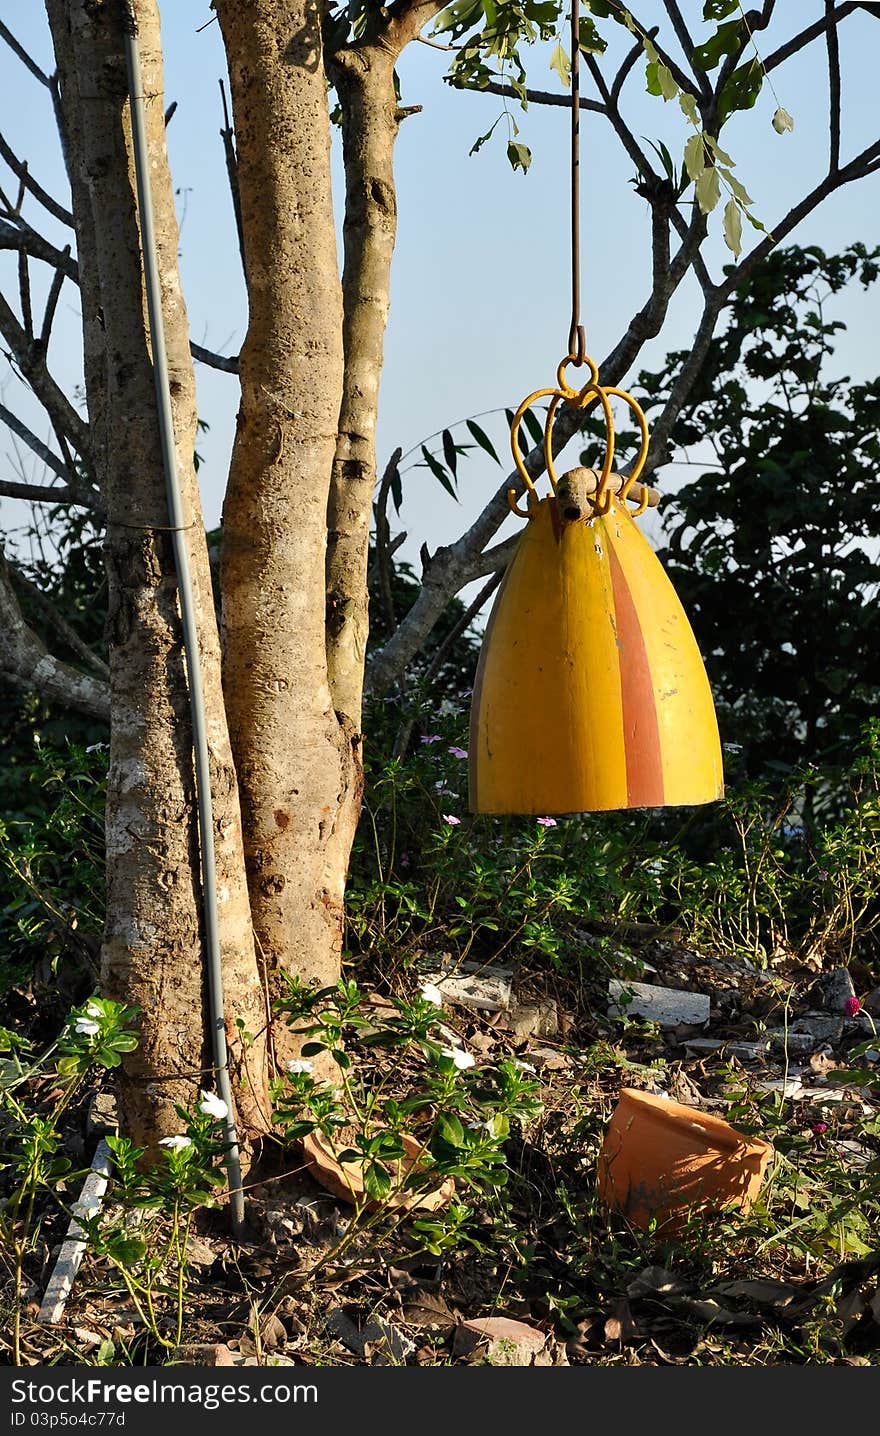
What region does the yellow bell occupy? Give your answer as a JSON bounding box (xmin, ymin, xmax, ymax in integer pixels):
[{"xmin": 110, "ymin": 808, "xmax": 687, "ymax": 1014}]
[{"xmin": 468, "ymin": 359, "xmax": 723, "ymax": 815}]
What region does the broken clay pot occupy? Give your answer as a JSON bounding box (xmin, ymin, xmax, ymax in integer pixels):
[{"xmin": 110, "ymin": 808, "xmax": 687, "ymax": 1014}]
[
  {"xmin": 302, "ymin": 1130, "xmax": 455, "ymax": 1213},
  {"xmin": 597, "ymin": 1087, "xmax": 773, "ymax": 1230}
]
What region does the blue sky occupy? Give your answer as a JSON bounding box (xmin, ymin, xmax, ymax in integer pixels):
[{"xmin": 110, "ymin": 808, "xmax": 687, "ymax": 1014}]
[{"xmin": 0, "ymin": 1, "xmax": 878, "ymax": 577}]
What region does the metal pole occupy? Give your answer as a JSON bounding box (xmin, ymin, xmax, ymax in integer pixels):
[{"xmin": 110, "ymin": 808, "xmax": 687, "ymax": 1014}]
[
  {"xmin": 568, "ymin": 0, "xmax": 586, "ymax": 365},
  {"xmin": 122, "ymin": 5, "xmax": 245, "ymax": 1236}
]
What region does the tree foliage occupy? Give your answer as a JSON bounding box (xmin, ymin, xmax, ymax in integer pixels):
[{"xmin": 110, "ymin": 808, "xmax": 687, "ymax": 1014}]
[{"xmin": 646, "ymin": 243, "xmax": 880, "ymax": 782}]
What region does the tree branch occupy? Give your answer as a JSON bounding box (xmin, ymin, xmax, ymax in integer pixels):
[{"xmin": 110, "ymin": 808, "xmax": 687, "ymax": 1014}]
[
  {"xmin": 0, "ymin": 131, "xmax": 73, "ymax": 227},
  {"xmin": 190, "ymin": 340, "xmax": 239, "ymax": 373},
  {"xmin": 826, "ymin": 0, "xmax": 841, "ymax": 174},
  {"xmin": 662, "ymin": 0, "xmax": 711, "ymax": 98},
  {"xmin": 218, "ymin": 78, "xmax": 245, "ymax": 272},
  {"xmin": 616, "ymin": 4, "xmax": 695, "ymax": 98},
  {"xmin": 0, "ymin": 401, "xmax": 79, "ymax": 486},
  {"xmin": 0, "ymin": 289, "xmax": 93, "ymax": 468},
  {"xmin": 9, "ymin": 561, "xmax": 109, "ymax": 678},
  {"xmin": 0, "ymin": 20, "xmax": 54, "ymax": 88},
  {"xmin": 0, "ymin": 477, "xmax": 88, "ymax": 507},
  {"xmin": 719, "ymin": 135, "xmax": 880, "ymax": 301},
  {"xmin": 472, "ymin": 79, "xmax": 607, "ymax": 116},
  {"xmin": 763, "ymin": 2, "xmax": 858, "ymax": 74},
  {"xmin": 0, "ymin": 547, "xmax": 109, "ymax": 720}
]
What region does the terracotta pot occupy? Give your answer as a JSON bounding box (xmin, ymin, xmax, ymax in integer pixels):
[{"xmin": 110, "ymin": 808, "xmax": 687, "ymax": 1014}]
[
  {"xmin": 597, "ymin": 1088, "xmax": 774, "ymax": 1230},
  {"xmin": 302, "ymin": 1130, "xmax": 455, "ymax": 1213}
]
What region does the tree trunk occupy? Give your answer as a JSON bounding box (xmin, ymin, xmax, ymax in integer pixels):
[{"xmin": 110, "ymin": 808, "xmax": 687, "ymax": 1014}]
[
  {"xmin": 215, "ymin": 1, "xmax": 356, "ymax": 1060},
  {"xmin": 325, "ymin": 45, "xmax": 402, "ymax": 727},
  {"xmin": 46, "ymin": 0, "xmax": 269, "ymax": 1147}
]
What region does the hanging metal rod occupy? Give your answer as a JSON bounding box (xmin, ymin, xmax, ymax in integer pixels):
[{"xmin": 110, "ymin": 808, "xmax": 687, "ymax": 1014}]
[{"xmin": 568, "ymin": 0, "xmax": 586, "ymax": 365}]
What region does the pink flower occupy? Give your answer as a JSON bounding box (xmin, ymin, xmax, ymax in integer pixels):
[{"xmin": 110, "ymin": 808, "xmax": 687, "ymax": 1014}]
[
  {"xmin": 442, "ymin": 814, "xmax": 461, "ymax": 826},
  {"xmin": 811, "ymin": 1122, "xmax": 828, "ymax": 1137},
  {"xmin": 536, "ymin": 816, "xmax": 557, "ymax": 828},
  {"xmin": 420, "ymin": 734, "xmax": 442, "ymax": 744},
  {"xmin": 448, "ymin": 746, "xmax": 468, "ymax": 759},
  {"xmin": 845, "ymin": 996, "xmax": 861, "ymax": 1017}
]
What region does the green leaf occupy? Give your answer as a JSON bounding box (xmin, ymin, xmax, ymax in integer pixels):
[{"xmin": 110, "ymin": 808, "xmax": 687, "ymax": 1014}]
[
  {"xmin": 441, "ymin": 428, "xmax": 458, "ymax": 478},
  {"xmin": 684, "ymin": 133, "xmax": 706, "ymax": 182},
  {"xmin": 719, "ymin": 168, "xmax": 753, "ymax": 207},
  {"xmin": 695, "ymin": 165, "xmax": 721, "ymax": 214},
  {"xmin": 703, "ymin": 0, "xmax": 739, "ymax": 18},
  {"xmin": 106, "ymin": 1236, "xmax": 147, "ymax": 1266},
  {"xmin": 522, "ymin": 405, "xmax": 544, "ymax": 449},
  {"xmin": 578, "ymin": 18, "xmax": 607, "ymax": 55},
  {"xmin": 507, "ymin": 140, "xmax": 532, "ymax": 174},
  {"xmin": 679, "ymin": 91, "xmax": 699, "ymax": 125},
  {"xmin": 469, "ymin": 115, "xmax": 502, "ymax": 158},
  {"xmin": 703, "ymin": 135, "xmax": 736, "ymax": 167},
  {"xmin": 646, "ymin": 139, "xmax": 676, "ymax": 186},
  {"xmin": 466, "ymin": 419, "xmax": 500, "ymax": 464},
  {"xmin": 363, "ymin": 1161, "xmax": 392, "ymax": 1201},
  {"xmin": 656, "ymin": 63, "xmax": 678, "ymax": 102},
  {"xmin": 645, "ymin": 60, "xmax": 661, "ymax": 98},
  {"xmin": 435, "ymin": 1112, "xmax": 465, "ymax": 1148},
  {"xmin": 723, "ymin": 198, "xmax": 743, "ymax": 257},
  {"xmin": 390, "ymin": 465, "xmax": 403, "ymax": 513},
  {"xmin": 421, "ymin": 445, "xmax": 458, "ymax": 500},
  {"xmin": 718, "ymin": 58, "xmax": 763, "ymax": 125},
  {"xmin": 772, "ymin": 106, "xmax": 795, "ymax": 134},
  {"xmin": 694, "ymin": 19, "xmax": 744, "ymax": 72},
  {"xmin": 549, "ymin": 41, "xmax": 571, "ymax": 89}
]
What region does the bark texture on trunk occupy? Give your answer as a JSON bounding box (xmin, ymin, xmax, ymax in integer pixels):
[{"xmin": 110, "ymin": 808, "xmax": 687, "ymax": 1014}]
[
  {"xmin": 325, "ymin": 45, "xmax": 401, "ymax": 729},
  {"xmin": 216, "ymin": 1, "xmax": 356, "ymax": 1059},
  {"xmin": 46, "ymin": 0, "xmax": 269, "ymax": 1145}
]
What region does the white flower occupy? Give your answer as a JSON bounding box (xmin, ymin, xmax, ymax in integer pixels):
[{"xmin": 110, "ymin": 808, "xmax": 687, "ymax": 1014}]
[
  {"xmin": 198, "ymin": 1089, "xmax": 228, "ymax": 1120},
  {"xmin": 513, "ymin": 1059, "xmax": 536, "ymax": 1074},
  {"xmin": 159, "ymin": 1135, "xmax": 192, "ymax": 1150},
  {"xmin": 420, "ymin": 982, "xmax": 443, "ymax": 1007},
  {"xmin": 285, "ymin": 1059, "xmax": 314, "ymax": 1075},
  {"xmin": 86, "ymin": 1002, "xmax": 103, "ymax": 1019},
  {"xmin": 74, "ymin": 1018, "xmax": 100, "ymax": 1037},
  {"xmin": 440, "ymin": 1045, "xmax": 475, "ymax": 1071}
]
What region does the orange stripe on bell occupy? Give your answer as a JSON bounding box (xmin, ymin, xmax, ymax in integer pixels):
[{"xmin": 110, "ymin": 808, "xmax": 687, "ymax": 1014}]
[{"xmin": 468, "ymin": 495, "xmax": 723, "ymax": 815}]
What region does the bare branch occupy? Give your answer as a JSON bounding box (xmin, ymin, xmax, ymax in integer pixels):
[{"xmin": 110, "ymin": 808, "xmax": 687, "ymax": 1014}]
[
  {"xmin": 0, "ymin": 219, "xmax": 239, "ymax": 374},
  {"xmin": 40, "ymin": 244, "xmax": 70, "ymax": 348},
  {"xmin": 611, "ymin": 35, "xmax": 647, "ymax": 107},
  {"xmin": 614, "ymin": 4, "xmax": 694, "ymax": 97},
  {"xmin": 763, "ymin": 2, "xmax": 858, "ymax": 74},
  {"xmin": 218, "ymin": 78, "xmax": 245, "ymax": 272},
  {"xmin": 0, "ymin": 477, "xmax": 86, "ymax": 506},
  {"xmin": 0, "ymin": 20, "xmax": 54, "ymax": 89},
  {"xmin": 719, "ymin": 136, "xmax": 880, "ymax": 300},
  {"xmin": 0, "ymin": 289, "xmax": 93, "ymax": 464},
  {"xmin": 472, "ymin": 79, "xmax": 607, "ymax": 116},
  {"xmin": 0, "ymin": 548, "xmax": 109, "ymax": 720},
  {"xmin": 8, "ymin": 562, "xmax": 108, "ymax": 678},
  {"xmin": 0, "ymin": 401, "xmax": 89, "ymax": 491},
  {"xmin": 826, "ymin": 0, "xmax": 841, "ymax": 174},
  {"xmin": 0, "ymin": 216, "xmax": 77, "ymax": 278},
  {"xmin": 0, "ymin": 132, "xmax": 73, "ymax": 227},
  {"xmin": 17, "ymin": 244, "xmax": 33, "ymax": 340},
  {"xmin": 190, "ymin": 340, "xmax": 239, "ymax": 373},
  {"xmin": 662, "ymin": 0, "xmax": 711, "ymax": 97}
]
